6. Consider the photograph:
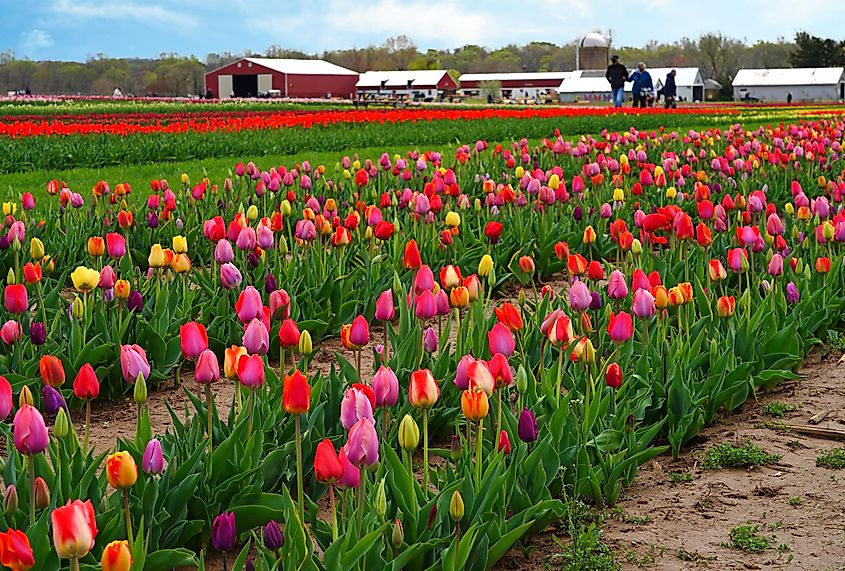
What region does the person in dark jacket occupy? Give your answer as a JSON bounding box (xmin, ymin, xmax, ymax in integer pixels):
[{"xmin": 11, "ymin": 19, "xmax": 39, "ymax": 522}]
[
  {"xmin": 662, "ymin": 70, "xmax": 677, "ymax": 109},
  {"xmin": 605, "ymin": 55, "xmax": 628, "ymax": 108},
  {"xmin": 627, "ymin": 62, "xmax": 653, "ymax": 108}
]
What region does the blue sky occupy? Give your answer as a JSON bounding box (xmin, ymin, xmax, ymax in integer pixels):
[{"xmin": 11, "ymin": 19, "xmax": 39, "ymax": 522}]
[{"xmin": 2, "ymin": 0, "xmax": 844, "ymax": 61}]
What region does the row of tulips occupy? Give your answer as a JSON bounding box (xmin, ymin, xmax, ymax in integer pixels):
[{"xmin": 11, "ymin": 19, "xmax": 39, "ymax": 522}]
[{"xmin": 0, "ymin": 116, "xmax": 844, "ymax": 568}]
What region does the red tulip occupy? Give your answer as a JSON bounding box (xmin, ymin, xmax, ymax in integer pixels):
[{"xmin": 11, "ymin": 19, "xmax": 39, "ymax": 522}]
[
  {"xmin": 51, "ymin": 499, "xmax": 98, "ymax": 560},
  {"xmin": 484, "ymin": 221, "xmax": 503, "ymax": 243},
  {"xmin": 22, "ymin": 262, "xmax": 41, "ymax": 285},
  {"xmin": 815, "ymin": 257, "xmax": 831, "ymax": 273},
  {"xmin": 409, "ymin": 369, "xmax": 439, "ymax": 408},
  {"xmin": 605, "ymin": 362, "xmax": 622, "ymax": 388},
  {"xmin": 278, "ymin": 319, "xmax": 301, "ymax": 348},
  {"xmin": 0, "ymin": 528, "xmax": 35, "ymax": 571},
  {"xmin": 73, "ymin": 364, "xmax": 100, "ymax": 400},
  {"xmin": 283, "ymin": 370, "xmax": 310, "ymax": 415},
  {"xmin": 403, "ymin": 240, "xmax": 422, "ymax": 270},
  {"xmin": 3, "ymin": 285, "xmax": 27, "ymax": 314},
  {"xmin": 587, "ymin": 260, "xmax": 604, "ymax": 281},
  {"xmin": 494, "ymin": 302, "xmax": 523, "ymax": 331},
  {"xmin": 179, "ymin": 322, "xmax": 208, "ymax": 361},
  {"xmin": 607, "ymin": 311, "xmax": 634, "ymax": 343},
  {"xmin": 497, "ymin": 430, "xmax": 511, "ymax": 455},
  {"xmin": 314, "ymin": 438, "xmax": 344, "ymax": 484}
]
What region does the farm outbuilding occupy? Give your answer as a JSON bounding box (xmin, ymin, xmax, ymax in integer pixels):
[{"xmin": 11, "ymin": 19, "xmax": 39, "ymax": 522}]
[
  {"xmin": 204, "ymin": 58, "xmax": 359, "ymax": 99},
  {"xmin": 732, "ymin": 68, "xmax": 845, "ymax": 102},
  {"xmin": 650, "ymin": 68, "xmax": 705, "ymax": 102},
  {"xmin": 355, "ymin": 70, "xmax": 457, "ymax": 101},
  {"xmin": 577, "ymin": 32, "xmax": 609, "ymax": 71},
  {"xmin": 458, "ymin": 72, "xmax": 575, "ymax": 100}
]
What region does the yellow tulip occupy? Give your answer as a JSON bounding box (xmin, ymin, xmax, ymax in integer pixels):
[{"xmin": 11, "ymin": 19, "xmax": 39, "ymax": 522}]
[
  {"xmin": 148, "ymin": 244, "xmax": 165, "ymax": 268},
  {"xmin": 445, "ymin": 211, "xmax": 461, "ymax": 227},
  {"xmin": 478, "ymin": 254, "xmax": 493, "ymax": 277},
  {"xmin": 172, "ymin": 235, "xmax": 188, "ymax": 254},
  {"xmin": 70, "ymin": 267, "xmax": 100, "ymax": 293},
  {"xmin": 29, "ymin": 237, "xmax": 45, "ymax": 260},
  {"xmin": 105, "ymin": 451, "xmax": 138, "ymax": 490}
]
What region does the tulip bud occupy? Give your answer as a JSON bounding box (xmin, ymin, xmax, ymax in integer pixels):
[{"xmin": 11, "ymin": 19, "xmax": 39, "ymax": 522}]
[
  {"xmin": 71, "ymin": 297, "xmax": 85, "ymax": 320},
  {"xmin": 517, "ymin": 288, "xmax": 526, "ymax": 307},
  {"xmin": 6, "ymin": 268, "xmax": 15, "ymax": 285},
  {"xmin": 34, "ymin": 476, "xmax": 50, "ymax": 508},
  {"xmin": 478, "ymin": 254, "xmax": 493, "ymax": 277},
  {"xmin": 392, "ymin": 271, "xmax": 402, "ymax": 296},
  {"xmin": 54, "ymin": 407, "xmax": 70, "ymax": 438},
  {"xmin": 133, "ymin": 372, "xmax": 147, "ymax": 404},
  {"xmin": 280, "ymin": 200, "xmax": 292, "ymax": 216},
  {"xmin": 30, "ymin": 238, "xmax": 45, "ymax": 259},
  {"xmin": 18, "ymin": 385, "xmax": 33, "ymax": 407},
  {"xmin": 631, "ymin": 239, "xmax": 643, "ymax": 256},
  {"xmin": 449, "ymin": 490, "xmax": 464, "ymax": 522},
  {"xmin": 263, "ymin": 520, "xmax": 284, "ymax": 551},
  {"xmin": 375, "ymin": 478, "xmax": 387, "ymax": 518},
  {"xmin": 3, "ymin": 484, "xmax": 18, "ymax": 515},
  {"xmin": 297, "ymin": 330, "xmax": 313, "ymax": 356},
  {"xmin": 392, "ymin": 519, "xmax": 404, "ymax": 549},
  {"xmin": 398, "ymin": 414, "xmax": 420, "ymax": 453},
  {"xmin": 516, "ymin": 365, "xmax": 528, "ymax": 394},
  {"xmin": 12, "ymin": 236, "xmax": 21, "ymax": 252}
]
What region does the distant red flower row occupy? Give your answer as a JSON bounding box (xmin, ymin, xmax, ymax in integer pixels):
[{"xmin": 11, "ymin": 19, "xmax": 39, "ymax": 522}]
[{"xmin": 0, "ymin": 107, "xmax": 738, "ymax": 138}]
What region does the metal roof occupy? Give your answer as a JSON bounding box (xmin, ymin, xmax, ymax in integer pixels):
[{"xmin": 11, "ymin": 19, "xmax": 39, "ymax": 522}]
[
  {"xmin": 649, "ymin": 68, "xmax": 704, "ymax": 88},
  {"xmin": 459, "ymin": 72, "xmax": 576, "ymax": 83},
  {"xmin": 243, "ymin": 58, "xmax": 358, "ymax": 76},
  {"xmin": 580, "ymin": 32, "xmax": 608, "ymax": 48},
  {"xmin": 356, "ymin": 70, "xmax": 452, "ymax": 88},
  {"xmin": 556, "ymin": 67, "xmax": 704, "ymax": 93},
  {"xmin": 557, "ymin": 72, "xmax": 614, "ymax": 94},
  {"xmin": 733, "ymin": 67, "xmax": 845, "ymax": 87}
]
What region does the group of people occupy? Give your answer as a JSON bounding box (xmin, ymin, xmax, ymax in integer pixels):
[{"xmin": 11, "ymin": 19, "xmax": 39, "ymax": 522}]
[{"xmin": 606, "ymin": 55, "xmax": 677, "ymax": 109}]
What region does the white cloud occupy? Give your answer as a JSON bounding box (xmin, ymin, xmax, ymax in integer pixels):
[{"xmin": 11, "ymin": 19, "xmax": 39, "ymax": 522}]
[
  {"xmin": 51, "ymin": 0, "xmax": 198, "ymax": 28},
  {"xmin": 20, "ymin": 29, "xmax": 54, "ymax": 55}
]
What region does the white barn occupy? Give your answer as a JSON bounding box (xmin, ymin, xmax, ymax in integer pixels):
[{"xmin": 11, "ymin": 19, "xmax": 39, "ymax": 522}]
[
  {"xmin": 557, "ymin": 67, "xmax": 705, "ymax": 103},
  {"xmin": 458, "ymin": 72, "xmax": 575, "ymax": 100},
  {"xmin": 732, "ymin": 68, "xmax": 845, "ymax": 102},
  {"xmin": 356, "ymin": 70, "xmax": 458, "ymax": 100}
]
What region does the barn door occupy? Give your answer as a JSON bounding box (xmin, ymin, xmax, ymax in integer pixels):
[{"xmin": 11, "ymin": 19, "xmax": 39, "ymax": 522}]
[
  {"xmin": 218, "ymin": 75, "xmax": 233, "ymax": 99},
  {"xmin": 257, "ymin": 74, "xmax": 273, "ymax": 95}
]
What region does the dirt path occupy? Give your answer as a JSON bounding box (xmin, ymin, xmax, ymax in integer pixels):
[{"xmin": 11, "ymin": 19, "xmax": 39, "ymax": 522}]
[{"xmin": 601, "ymin": 350, "xmax": 845, "ymax": 570}]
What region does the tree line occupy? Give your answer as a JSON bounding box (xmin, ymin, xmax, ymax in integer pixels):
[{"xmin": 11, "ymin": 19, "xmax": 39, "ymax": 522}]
[{"xmin": 1, "ymin": 32, "xmax": 843, "ymax": 98}]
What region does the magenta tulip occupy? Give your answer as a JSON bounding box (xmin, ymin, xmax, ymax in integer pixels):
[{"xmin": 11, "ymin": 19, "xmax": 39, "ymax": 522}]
[
  {"xmin": 346, "ymin": 418, "xmax": 379, "ymax": 467},
  {"xmin": 373, "ymin": 366, "xmax": 399, "ymax": 408},
  {"xmin": 195, "ymin": 349, "xmax": 221, "ymax": 384},
  {"xmin": 236, "ymin": 354, "xmax": 265, "ymax": 389},
  {"xmin": 487, "ymin": 323, "xmax": 515, "ymax": 357},
  {"xmin": 242, "ymin": 318, "xmax": 270, "ymax": 355},
  {"xmin": 375, "ymin": 289, "xmax": 395, "ymax": 322},
  {"xmin": 13, "ymin": 404, "xmax": 49, "ymax": 455}
]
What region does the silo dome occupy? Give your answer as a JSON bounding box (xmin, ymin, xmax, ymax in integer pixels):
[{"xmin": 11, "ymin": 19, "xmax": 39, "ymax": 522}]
[{"xmin": 580, "ymin": 32, "xmax": 608, "ymax": 48}]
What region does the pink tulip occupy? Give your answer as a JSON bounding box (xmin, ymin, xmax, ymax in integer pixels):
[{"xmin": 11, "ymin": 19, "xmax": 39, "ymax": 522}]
[
  {"xmin": 98, "ymin": 265, "xmax": 116, "ymax": 289},
  {"xmin": 435, "ymin": 290, "xmax": 450, "ymax": 316},
  {"xmin": 414, "ymin": 290, "xmax": 437, "ymax": 320},
  {"xmin": 631, "ymin": 268, "xmax": 650, "ymax": 292},
  {"xmin": 568, "ymin": 281, "xmax": 592, "ymax": 312},
  {"xmin": 220, "ymin": 263, "xmax": 242, "ymax": 289},
  {"xmin": 768, "ymin": 253, "xmax": 783, "ymax": 277},
  {"xmin": 214, "ymin": 240, "xmax": 234, "ymax": 264},
  {"xmin": 607, "ymin": 312, "xmax": 634, "ymax": 343},
  {"xmin": 423, "ymin": 327, "xmax": 438, "ymax": 353},
  {"xmin": 256, "ymin": 224, "xmax": 274, "ymax": 249},
  {"xmin": 373, "ymin": 366, "xmax": 399, "ymax": 407},
  {"xmin": 195, "ymin": 349, "xmax": 220, "ymax": 384},
  {"xmin": 487, "ymin": 352, "xmax": 513, "ymax": 388},
  {"xmin": 414, "ymin": 266, "xmax": 435, "ymax": 294},
  {"xmin": 337, "ymin": 447, "xmax": 360, "ymax": 490},
  {"xmin": 0, "ymin": 320, "xmax": 22, "ymax": 345},
  {"xmin": 340, "ymin": 387, "xmax": 374, "ymax": 430},
  {"xmin": 607, "ymin": 270, "xmax": 628, "ymax": 300},
  {"xmin": 454, "ymin": 354, "xmax": 475, "ymax": 390},
  {"xmin": 120, "ymin": 344, "xmax": 150, "ymax": 382},
  {"xmin": 13, "ymin": 404, "xmax": 49, "ymax": 455},
  {"xmin": 0, "ymin": 375, "xmax": 12, "ymax": 419},
  {"xmin": 487, "ymin": 323, "xmax": 515, "ymax": 357},
  {"xmin": 269, "ymin": 288, "xmax": 291, "ymax": 319},
  {"xmin": 632, "ymin": 289, "xmax": 656, "ymax": 319},
  {"xmin": 345, "ymin": 418, "xmax": 379, "ymax": 467},
  {"xmin": 349, "ymin": 316, "xmax": 370, "ymax": 347},
  {"xmin": 235, "ymin": 226, "xmax": 256, "ymax": 251},
  {"xmin": 242, "ymin": 318, "xmax": 270, "ymax": 355},
  {"xmin": 374, "ymin": 289, "xmax": 395, "ymax": 321},
  {"xmin": 236, "ymin": 354, "xmax": 265, "ymax": 389},
  {"xmin": 235, "ymin": 286, "xmax": 263, "ymax": 323},
  {"xmin": 180, "ymin": 321, "xmax": 208, "ymax": 360}
]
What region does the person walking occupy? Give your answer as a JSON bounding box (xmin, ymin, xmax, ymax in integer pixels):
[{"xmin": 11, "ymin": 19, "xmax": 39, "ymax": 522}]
[
  {"xmin": 663, "ymin": 69, "xmax": 677, "ymax": 109},
  {"xmin": 605, "ymin": 55, "xmax": 628, "ymax": 108},
  {"xmin": 627, "ymin": 62, "xmax": 653, "ymax": 109}
]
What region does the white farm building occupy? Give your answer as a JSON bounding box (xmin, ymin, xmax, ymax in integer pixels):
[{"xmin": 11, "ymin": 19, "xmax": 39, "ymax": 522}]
[
  {"xmin": 356, "ymin": 70, "xmax": 458, "ymax": 101},
  {"xmin": 732, "ymin": 68, "xmax": 845, "ymax": 102},
  {"xmin": 557, "ymin": 67, "xmax": 705, "ymax": 103}
]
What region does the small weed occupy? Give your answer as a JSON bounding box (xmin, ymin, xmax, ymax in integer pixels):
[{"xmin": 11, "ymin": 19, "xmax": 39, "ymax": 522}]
[
  {"xmin": 788, "ymin": 496, "xmax": 802, "ymax": 506},
  {"xmin": 677, "ymin": 547, "xmax": 716, "ymax": 562},
  {"xmin": 786, "ymin": 440, "xmax": 808, "ymax": 451},
  {"xmin": 669, "ymin": 470, "xmax": 693, "ymax": 483},
  {"xmin": 767, "ymin": 520, "xmax": 785, "ymax": 532},
  {"xmin": 703, "ymin": 440, "xmax": 781, "ymax": 469},
  {"xmin": 728, "ymin": 523, "xmax": 772, "ymax": 553},
  {"xmin": 762, "ymin": 401, "xmax": 798, "ymax": 418},
  {"xmin": 777, "ymin": 543, "xmax": 791, "ymax": 553},
  {"xmin": 550, "ymin": 524, "xmax": 619, "ymax": 571},
  {"xmin": 816, "ymin": 448, "xmax": 845, "ymax": 470},
  {"xmin": 624, "ymin": 514, "xmax": 652, "ymax": 525}
]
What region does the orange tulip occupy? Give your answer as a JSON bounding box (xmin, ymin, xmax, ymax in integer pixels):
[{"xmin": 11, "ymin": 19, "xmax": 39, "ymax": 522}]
[
  {"xmin": 87, "ymin": 237, "xmax": 105, "ymax": 257},
  {"xmin": 101, "ymin": 540, "xmax": 131, "ymax": 571},
  {"xmin": 494, "ymin": 302, "xmax": 523, "ymax": 331},
  {"xmin": 450, "ymin": 286, "xmax": 469, "ymax": 308},
  {"xmin": 461, "ymin": 389, "xmax": 489, "ymax": 421},
  {"xmin": 39, "ymin": 355, "xmax": 65, "ymax": 387},
  {"xmin": 224, "ymin": 345, "xmax": 247, "ymax": 379},
  {"xmin": 716, "ymin": 295, "xmax": 736, "ymax": 317},
  {"xmin": 105, "ymin": 451, "xmax": 138, "ymax": 490}
]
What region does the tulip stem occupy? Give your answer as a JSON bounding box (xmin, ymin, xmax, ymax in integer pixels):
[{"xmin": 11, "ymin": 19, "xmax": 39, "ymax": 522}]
[
  {"xmin": 28, "ymin": 456, "xmax": 35, "ymax": 527},
  {"xmin": 496, "ymin": 389, "xmax": 503, "ymax": 450},
  {"xmin": 123, "ymin": 489, "xmax": 134, "ymax": 548},
  {"xmin": 295, "ymin": 414, "xmax": 304, "ymax": 523},
  {"xmin": 329, "ymin": 484, "xmax": 338, "ymax": 541},
  {"xmin": 474, "ymin": 419, "xmax": 483, "ymax": 487},
  {"xmin": 556, "ymin": 346, "xmax": 565, "ymax": 406},
  {"xmin": 422, "ymin": 408, "xmax": 429, "ymax": 496},
  {"xmin": 356, "ymin": 466, "xmax": 366, "ymax": 539},
  {"xmin": 383, "ymin": 325, "xmax": 389, "ymax": 363},
  {"xmin": 83, "ymin": 399, "xmax": 91, "ymax": 455},
  {"xmin": 247, "ymin": 388, "xmax": 255, "ymax": 437},
  {"xmin": 205, "ymin": 384, "xmax": 214, "ymax": 472},
  {"xmin": 70, "ymin": 558, "xmax": 80, "ymax": 571},
  {"xmin": 455, "ymin": 309, "xmax": 462, "ymax": 358}
]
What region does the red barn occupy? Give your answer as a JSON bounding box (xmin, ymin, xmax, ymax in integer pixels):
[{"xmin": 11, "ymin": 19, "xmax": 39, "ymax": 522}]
[{"xmin": 205, "ymin": 58, "xmax": 359, "ymax": 99}]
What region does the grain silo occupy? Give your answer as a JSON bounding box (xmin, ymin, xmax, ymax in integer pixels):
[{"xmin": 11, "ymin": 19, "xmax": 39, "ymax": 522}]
[{"xmin": 576, "ymin": 32, "xmax": 609, "ymax": 71}]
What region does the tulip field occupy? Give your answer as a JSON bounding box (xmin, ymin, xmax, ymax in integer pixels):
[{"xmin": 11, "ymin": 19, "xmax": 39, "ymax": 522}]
[{"xmin": 1, "ymin": 100, "xmax": 845, "ymax": 570}]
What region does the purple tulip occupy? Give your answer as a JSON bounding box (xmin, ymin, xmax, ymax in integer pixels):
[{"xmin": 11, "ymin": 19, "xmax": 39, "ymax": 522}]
[
  {"xmin": 517, "ymin": 407, "xmax": 538, "ymax": 443},
  {"xmin": 340, "ymin": 387, "xmax": 374, "ymax": 430},
  {"xmin": 632, "ymin": 289, "xmax": 656, "ymax": 319},
  {"xmin": 211, "ymin": 512, "xmax": 237, "ymax": 552},
  {"xmin": 42, "ymin": 386, "xmax": 67, "ymax": 416},
  {"xmin": 264, "ymin": 274, "xmax": 278, "ymax": 294},
  {"xmin": 454, "ymin": 354, "xmax": 475, "ymax": 390},
  {"xmin": 589, "ymin": 291, "xmax": 603, "ymax": 311},
  {"xmin": 29, "ymin": 322, "xmax": 46, "ymax": 345},
  {"xmin": 142, "ymin": 438, "xmax": 165, "ymax": 474},
  {"xmin": 220, "ymin": 263, "xmax": 243, "ymax": 290},
  {"xmin": 785, "ymin": 282, "xmax": 800, "ymax": 305},
  {"xmin": 423, "ymin": 327, "xmax": 438, "ymax": 353},
  {"xmin": 128, "ymin": 291, "xmax": 143, "ymax": 313},
  {"xmin": 214, "ymin": 240, "xmax": 234, "ymax": 264},
  {"xmin": 263, "ymin": 520, "xmax": 284, "ymax": 550}
]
